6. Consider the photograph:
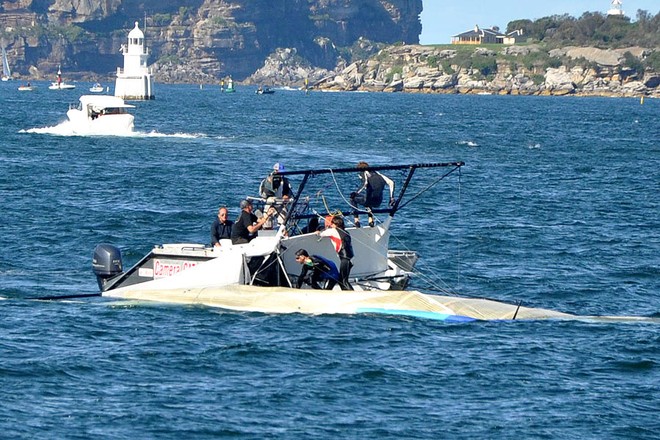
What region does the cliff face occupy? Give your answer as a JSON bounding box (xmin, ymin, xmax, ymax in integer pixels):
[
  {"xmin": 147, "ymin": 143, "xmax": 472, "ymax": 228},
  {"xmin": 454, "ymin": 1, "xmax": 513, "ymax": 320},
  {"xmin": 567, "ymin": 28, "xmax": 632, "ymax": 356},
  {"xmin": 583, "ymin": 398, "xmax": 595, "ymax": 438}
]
[{"xmin": 0, "ymin": 0, "xmax": 422, "ymax": 81}]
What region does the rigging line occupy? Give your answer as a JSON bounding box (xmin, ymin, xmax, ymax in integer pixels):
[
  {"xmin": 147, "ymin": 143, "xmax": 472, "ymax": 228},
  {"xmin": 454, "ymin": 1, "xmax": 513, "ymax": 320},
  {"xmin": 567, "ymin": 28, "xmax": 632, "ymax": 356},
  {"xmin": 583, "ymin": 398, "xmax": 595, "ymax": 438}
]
[
  {"xmin": 328, "ymin": 168, "xmax": 361, "ymax": 212},
  {"xmin": 397, "ymin": 166, "xmax": 461, "ymax": 211},
  {"xmin": 457, "ymin": 166, "xmax": 462, "ymax": 290},
  {"xmin": 386, "ymin": 229, "xmax": 458, "ymax": 295}
]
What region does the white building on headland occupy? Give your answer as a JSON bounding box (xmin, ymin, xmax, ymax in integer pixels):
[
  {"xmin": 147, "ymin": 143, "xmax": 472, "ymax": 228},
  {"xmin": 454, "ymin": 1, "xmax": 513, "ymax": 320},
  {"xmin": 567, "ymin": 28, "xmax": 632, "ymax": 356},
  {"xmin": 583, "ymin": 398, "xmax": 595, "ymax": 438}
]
[
  {"xmin": 607, "ymin": 0, "xmax": 625, "ymax": 17},
  {"xmin": 115, "ymin": 22, "xmax": 154, "ymax": 100}
]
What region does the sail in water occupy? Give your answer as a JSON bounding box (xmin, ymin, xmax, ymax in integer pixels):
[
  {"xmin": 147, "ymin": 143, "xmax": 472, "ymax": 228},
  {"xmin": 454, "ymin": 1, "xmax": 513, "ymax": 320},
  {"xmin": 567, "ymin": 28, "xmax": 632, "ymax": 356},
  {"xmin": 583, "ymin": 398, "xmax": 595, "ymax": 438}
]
[{"xmin": 1, "ymin": 47, "xmax": 11, "ymax": 81}]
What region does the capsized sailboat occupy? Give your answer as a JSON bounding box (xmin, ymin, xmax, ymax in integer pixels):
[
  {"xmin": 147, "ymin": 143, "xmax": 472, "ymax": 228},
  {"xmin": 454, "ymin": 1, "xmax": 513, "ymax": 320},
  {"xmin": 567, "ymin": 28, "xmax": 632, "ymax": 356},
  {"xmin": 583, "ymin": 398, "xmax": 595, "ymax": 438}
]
[
  {"xmin": 1, "ymin": 47, "xmax": 11, "ymax": 81},
  {"xmin": 90, "ymin": 162, "xmax": 657, "ymax": 323}
]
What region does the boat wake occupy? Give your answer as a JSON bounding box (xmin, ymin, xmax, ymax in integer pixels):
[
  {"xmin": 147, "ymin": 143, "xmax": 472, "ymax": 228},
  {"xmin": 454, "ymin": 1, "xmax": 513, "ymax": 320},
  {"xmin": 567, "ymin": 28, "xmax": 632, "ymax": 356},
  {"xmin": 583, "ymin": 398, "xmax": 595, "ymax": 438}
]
[{"xmin": 20, "ymin": 123, "xmax": 206, "ymax": 138}]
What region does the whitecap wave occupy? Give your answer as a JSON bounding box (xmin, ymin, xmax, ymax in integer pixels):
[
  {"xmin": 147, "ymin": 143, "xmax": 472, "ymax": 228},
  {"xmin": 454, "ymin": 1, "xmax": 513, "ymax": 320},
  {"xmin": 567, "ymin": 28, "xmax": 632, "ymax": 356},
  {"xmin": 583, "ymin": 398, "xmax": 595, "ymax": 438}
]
[
  {"xmin": 458, "ymin": 140, "xmax": 479, "ymax": 147},
  {"xmin": 20, "ymin": 122, "xmax": 206, "ymax": 138}
]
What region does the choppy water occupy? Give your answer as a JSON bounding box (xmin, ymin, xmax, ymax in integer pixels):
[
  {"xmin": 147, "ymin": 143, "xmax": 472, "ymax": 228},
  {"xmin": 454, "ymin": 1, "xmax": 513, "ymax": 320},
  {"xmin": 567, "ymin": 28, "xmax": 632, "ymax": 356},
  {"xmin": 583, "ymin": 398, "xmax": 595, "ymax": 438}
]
[{"xmin": 1, "ymin": 81, "xmax": 659, "ymax": 439}]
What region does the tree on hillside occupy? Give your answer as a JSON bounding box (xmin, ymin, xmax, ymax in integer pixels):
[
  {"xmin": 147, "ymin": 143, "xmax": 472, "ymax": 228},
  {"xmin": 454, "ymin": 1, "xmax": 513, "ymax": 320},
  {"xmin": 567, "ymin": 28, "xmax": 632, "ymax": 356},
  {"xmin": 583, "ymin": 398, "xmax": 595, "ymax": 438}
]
[{"xmin": 505, "ymin": 10, "xmax": 659, "ymax": 47}]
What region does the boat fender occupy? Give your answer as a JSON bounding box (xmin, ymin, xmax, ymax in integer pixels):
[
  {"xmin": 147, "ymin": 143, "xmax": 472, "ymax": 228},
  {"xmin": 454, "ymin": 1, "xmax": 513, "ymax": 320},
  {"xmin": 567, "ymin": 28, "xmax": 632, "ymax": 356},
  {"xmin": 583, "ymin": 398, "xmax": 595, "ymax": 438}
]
[{"xmin": 92, "ymin": 244, "xmax": 123, "ymax": 291}]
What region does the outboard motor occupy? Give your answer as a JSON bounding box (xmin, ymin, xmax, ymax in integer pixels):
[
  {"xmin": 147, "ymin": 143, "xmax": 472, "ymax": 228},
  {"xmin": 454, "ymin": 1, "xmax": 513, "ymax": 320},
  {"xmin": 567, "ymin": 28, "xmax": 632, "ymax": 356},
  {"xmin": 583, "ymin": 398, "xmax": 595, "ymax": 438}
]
[{"xmin": 92, "ymin": 244, "xmax": 123, "ymax": 291}]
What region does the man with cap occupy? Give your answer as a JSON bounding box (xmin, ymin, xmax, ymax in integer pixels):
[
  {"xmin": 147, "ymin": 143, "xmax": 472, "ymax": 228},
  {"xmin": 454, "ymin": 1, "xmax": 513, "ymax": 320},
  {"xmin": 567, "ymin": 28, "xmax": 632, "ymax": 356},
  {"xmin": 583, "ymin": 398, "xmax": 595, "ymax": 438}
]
[
  {"xmin": 230, "ymin": 199, "xmax": 276, "ymax": 245},
  {"xmin": 259, "ymin": 162, "xmax": 293, "ymax": 229},
  {"xmin": 260, "ymin": 162, "xmax": 293, "ymax": 200}
]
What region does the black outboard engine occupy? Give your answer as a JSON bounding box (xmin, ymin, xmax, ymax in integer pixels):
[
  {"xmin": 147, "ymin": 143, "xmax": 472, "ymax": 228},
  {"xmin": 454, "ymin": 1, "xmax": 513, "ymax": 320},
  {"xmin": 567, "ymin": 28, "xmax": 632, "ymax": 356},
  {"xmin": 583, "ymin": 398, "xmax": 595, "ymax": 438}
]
[{"xmin": 92, "ymin": 244, "xmax": 123, "ymax": 291}]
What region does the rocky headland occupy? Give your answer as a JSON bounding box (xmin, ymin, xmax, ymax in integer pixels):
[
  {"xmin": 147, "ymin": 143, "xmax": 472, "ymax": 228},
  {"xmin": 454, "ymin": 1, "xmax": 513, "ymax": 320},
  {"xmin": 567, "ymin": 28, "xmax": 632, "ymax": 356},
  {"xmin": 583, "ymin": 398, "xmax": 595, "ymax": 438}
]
[
  {"xmin": 248, "ymin": 44, "xmax": 660, "ymax": 98},
  {"xmin": 1, "ymin": 0, "xmax": 658, "ymax": 97}
]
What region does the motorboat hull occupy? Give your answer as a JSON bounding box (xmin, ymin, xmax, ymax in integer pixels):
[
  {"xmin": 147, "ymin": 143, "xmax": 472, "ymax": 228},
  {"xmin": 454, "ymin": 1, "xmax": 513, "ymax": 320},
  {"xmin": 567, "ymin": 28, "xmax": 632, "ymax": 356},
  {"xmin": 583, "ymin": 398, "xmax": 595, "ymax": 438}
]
[
  {"xmin": 67, "ymin": 95, "xmax": 135, "ymax": 135},
  {"xmin": 67, "ymin": 110, "xmax": 134, "ymax": 134},
  {"xmin": 49, "ymin": 83, "xmax": 76, "ymax": 90}
]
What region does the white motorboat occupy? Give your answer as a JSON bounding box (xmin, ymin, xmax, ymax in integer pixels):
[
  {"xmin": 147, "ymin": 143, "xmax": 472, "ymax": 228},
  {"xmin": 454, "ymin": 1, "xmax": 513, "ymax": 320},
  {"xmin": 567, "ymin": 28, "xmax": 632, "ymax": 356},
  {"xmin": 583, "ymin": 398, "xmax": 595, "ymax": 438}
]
[
  {"xmin": 18, "ymin": 83, "xmax": 35, "ymax": 91},
  {"xmin": 89, "ymin": 83, "xmax": 104, "ymax": 93},
  {"xmin": 66, "ymin": 95, "xmax": 135, "ymax": 135},
  {"xmin": 49, "ymin": 65, "xmax": 75, "ymax": 90}
]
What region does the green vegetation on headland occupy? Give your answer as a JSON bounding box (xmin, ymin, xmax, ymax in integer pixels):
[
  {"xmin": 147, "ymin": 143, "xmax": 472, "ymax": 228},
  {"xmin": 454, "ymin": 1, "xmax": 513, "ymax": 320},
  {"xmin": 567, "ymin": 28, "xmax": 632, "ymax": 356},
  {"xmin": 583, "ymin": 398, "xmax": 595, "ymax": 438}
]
[
  {"xmin": 307, "ymin": 11, "xmax": 659, "ymax": 97},
  {"xmin": 505, "ymin": 10, "xmax": 659, "ymax": 48}
]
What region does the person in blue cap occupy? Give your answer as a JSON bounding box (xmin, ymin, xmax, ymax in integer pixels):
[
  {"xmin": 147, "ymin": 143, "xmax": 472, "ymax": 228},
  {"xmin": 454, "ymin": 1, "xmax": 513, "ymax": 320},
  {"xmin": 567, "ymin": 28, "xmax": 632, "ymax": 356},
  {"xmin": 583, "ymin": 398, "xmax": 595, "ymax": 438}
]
[
  {"xmin": 260, "ymin": 162, "xmax": 293, "ymax": 199},
  {"xmin": 260, "ymin": 162, "xmax": 293, "ymax": 229}
]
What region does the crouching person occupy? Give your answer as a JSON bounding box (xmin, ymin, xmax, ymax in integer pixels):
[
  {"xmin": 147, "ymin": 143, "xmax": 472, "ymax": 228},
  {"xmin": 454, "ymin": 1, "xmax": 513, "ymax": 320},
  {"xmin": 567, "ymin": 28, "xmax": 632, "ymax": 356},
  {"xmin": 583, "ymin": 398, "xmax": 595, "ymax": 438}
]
[{"xmin": 294, "ymin": 249, "xmax": 340, "ymax": 290}]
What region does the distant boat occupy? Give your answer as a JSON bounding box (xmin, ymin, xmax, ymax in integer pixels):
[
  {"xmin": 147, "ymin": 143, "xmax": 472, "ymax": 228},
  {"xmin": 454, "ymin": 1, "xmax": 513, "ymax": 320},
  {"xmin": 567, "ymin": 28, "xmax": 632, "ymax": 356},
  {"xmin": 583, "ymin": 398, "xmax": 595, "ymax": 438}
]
[
  {"xmin": 1, "ymin": 47, "xmax": 11, "ymax": 81},
  {"xmin": 18, "ymin": 82, "xmax": 35, "ymax": 91},
  {"xmin": 89, "ymin": 83, "xmax": 104, "ymax": 93},
  {"xmin": 225, "ymin": 78, "xmax": 235, "ymax": 93},
  {"xmin": 220, "ymin": 78, "xmax": 236, "ymax": 93},
  {"xmin": 66, "ymin": 95, "xmax": 135, "ymax": 135},
  {"xmin": 256, "ymin": 86, "xmax": 274, "ymax": 95},
  {"xmin": 49, "ymin": 65, "xmax": 75, "ymax": 90}
]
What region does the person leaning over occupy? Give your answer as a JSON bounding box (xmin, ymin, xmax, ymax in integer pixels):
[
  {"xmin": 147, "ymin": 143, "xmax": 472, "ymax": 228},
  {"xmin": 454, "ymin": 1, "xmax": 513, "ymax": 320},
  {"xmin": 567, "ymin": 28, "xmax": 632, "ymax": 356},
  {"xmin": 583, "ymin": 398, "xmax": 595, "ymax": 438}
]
[
  {"xmin": 211, "ymin": 206, "xmax": 233, "ymax": 247},
  {"xmin": 316, "ymin": 215, "xmax": 354, "ymax": 290},
  {"xmin": 230, "ymin": 199, "xmax": 276, "ymax": 245},
  {"xmin": 294, "ymin": 249, "xmax": 340, "ymax": 290}
]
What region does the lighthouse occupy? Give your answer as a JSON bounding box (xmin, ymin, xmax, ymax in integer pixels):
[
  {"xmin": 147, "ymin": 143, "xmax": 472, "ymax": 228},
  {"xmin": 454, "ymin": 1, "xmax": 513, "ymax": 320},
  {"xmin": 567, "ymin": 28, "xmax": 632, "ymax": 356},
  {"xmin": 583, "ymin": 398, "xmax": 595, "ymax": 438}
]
[
  {"xmin": 115, "ymin": 21, "xmax": 154, "ymax": 100},
  {"xmin": 607, "ymin": 0, "xmax": 625, "ymax": 17}
]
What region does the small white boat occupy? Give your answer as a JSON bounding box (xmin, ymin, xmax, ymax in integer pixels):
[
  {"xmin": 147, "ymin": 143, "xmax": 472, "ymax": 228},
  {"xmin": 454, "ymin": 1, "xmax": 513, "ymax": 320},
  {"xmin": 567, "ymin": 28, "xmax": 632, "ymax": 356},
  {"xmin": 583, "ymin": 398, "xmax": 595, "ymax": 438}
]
[
  {"xmin": 89, "ymin": 83, "xmax": 104, "ymax": 93},
  {"xmin": 66, "ymin": 95, "xmax": 135, "ymax": 135},
  {"xmin": 18, "ymin": 83, "xmax": 35, "ymax": 91},
  {"xmin": 256, "ymin": 86, "xmax": 274, "ymax": 95},
  {"xmin": 49, "ymin": 65, "xmax": 75, "ymax": 90},
  {"xmin": 1, "ymin": 47, "xmax": 11, "ymax": 81}
]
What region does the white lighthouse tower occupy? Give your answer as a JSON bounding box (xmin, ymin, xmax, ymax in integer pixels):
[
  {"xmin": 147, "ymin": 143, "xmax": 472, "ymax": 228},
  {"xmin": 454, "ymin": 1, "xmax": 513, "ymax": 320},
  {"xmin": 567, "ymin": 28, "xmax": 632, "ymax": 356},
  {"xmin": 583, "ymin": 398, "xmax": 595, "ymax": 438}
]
[
  {"xmin": 115, "ymin": 21, "xmax": 154, "ymax": 100},
  {"xmin": 607, "ymin": 0, "xmax": 625, "ymax": 17}
]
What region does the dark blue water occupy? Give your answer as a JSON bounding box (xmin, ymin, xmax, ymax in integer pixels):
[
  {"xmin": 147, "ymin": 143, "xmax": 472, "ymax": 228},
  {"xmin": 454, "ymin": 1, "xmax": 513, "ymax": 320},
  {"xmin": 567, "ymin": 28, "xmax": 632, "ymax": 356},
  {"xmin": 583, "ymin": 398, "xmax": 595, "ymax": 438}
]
[{"xmin": 1, "ymin": 82, "xmax": 659, "ymax": 439}]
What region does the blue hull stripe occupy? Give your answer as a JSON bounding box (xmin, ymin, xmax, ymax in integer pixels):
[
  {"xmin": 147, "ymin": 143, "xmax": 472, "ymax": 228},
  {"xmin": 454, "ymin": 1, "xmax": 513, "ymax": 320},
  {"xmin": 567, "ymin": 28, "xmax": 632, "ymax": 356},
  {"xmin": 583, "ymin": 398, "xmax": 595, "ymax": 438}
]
[{"xmin": 356, "ymin": 308, "xmax": 477, "ymax": 322}]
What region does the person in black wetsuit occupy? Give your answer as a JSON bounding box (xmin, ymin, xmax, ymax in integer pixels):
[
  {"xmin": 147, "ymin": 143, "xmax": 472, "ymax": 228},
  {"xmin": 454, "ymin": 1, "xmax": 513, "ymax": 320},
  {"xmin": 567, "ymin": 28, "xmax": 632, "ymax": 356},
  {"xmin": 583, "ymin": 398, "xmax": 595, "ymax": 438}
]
[
  {"xmin": 294, "ymin": 249, "xmax": 341, "ymax": 290},
  {"xmin": 210, "ymin": 206, "xmax": 233, "ymax": 247},
  {"xmin": 230, "ymin": 199, "xmax": 275, "ymax": 245},
  {"xmin": 350, "ymin": 161, "xmax": 395, "ymax": 227}
]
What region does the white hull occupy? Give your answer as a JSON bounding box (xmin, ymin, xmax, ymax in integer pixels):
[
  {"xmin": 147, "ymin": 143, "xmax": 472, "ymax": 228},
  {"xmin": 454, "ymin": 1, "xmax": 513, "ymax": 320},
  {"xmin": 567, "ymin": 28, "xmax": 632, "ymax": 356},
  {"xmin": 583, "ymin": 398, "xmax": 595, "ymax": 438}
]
[
  {"xmin": 66, "ymin": 95, "xmax": 135, "ymax": 135},
  {"xmin": 49, "ymin": 83, "xmax": 76, "ymax": 90},
  {"xmin": 103, "ymin": 283, "xmax": 573, "ymax": 321}
]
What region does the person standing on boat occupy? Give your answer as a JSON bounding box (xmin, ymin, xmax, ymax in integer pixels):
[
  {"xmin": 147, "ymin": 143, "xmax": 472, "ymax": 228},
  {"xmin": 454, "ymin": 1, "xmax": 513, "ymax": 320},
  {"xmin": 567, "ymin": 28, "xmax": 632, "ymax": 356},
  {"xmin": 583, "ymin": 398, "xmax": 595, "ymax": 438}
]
[
  {"xmin": 350, "ymin": 161, "xmax": 395, "ymax": 227},
  {"xmin": 211, "ymin": 206, "xmax": 234, "ymax": 247},
  {"xmin": 294, "ymin": 249, "xmax": 340, "ymax": 290},
  {"xmin": 231, "ymin": 199, "xmax": 275, "ymax": 245},
  {"xmin": 316, "ymin": 215, "xmax": 354, "ymax": 290},
  {"xmin": 260, "ymin": 162, "xmax": 293, "ymax": 229}
]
